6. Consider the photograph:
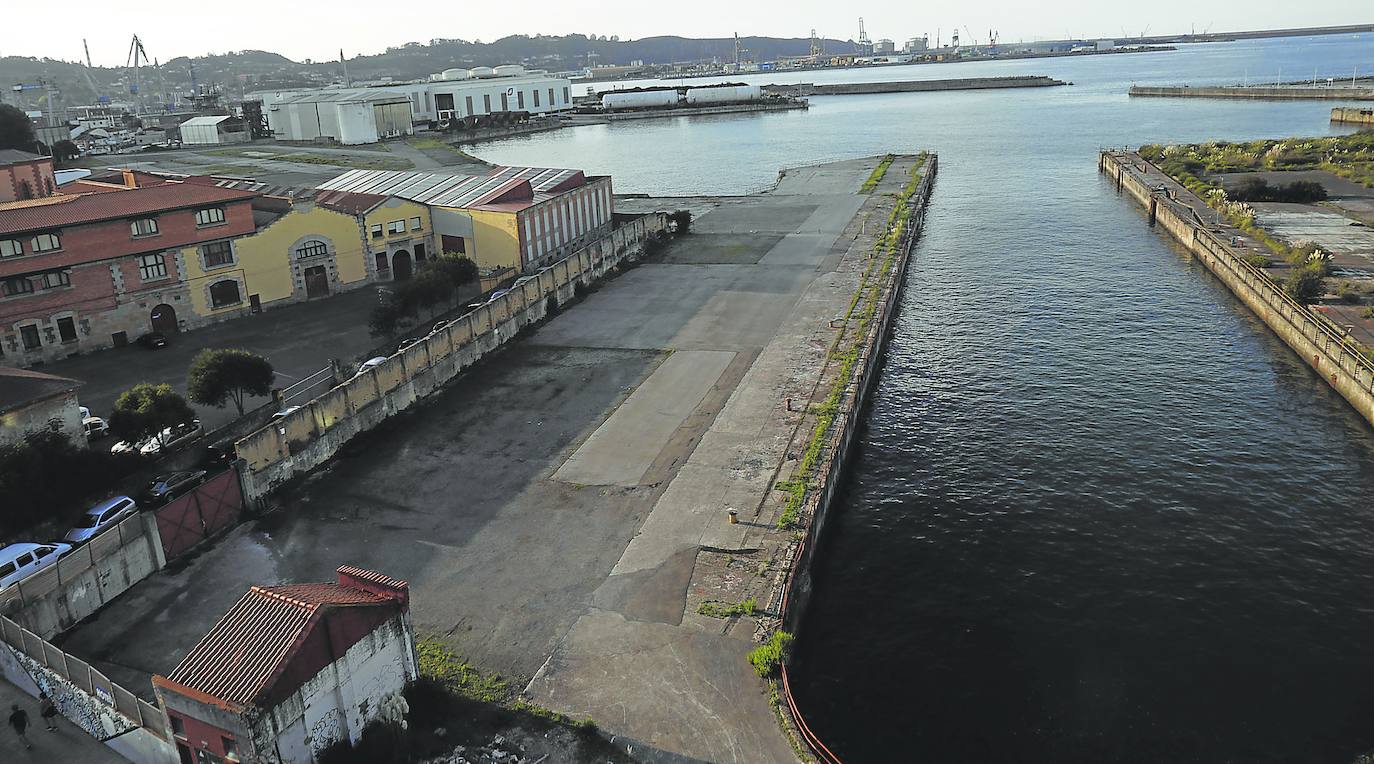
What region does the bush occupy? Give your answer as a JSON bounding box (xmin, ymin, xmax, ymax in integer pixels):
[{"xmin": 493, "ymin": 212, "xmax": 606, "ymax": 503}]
[
  {"xmin": 1284, "ymin": 264, "xmax": 1327, "ymax": 303},
  {"xmin": 748, "ymin": 630, "xmax": 794, "ymax": 677},
  {"xmin": 668, "ymin": 209, "xmax": 692, "ymax": 236},
  {"xmin": 1228, "ymin": 177, "xmax": 1328, "ymax": 203},
  {"xmin": 0, "ymin": 430, "xmax": 142, "ymax": 535}
]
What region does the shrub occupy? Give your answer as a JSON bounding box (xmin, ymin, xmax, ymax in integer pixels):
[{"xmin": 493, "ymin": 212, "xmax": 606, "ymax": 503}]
[
  {"xmin": 1241, "ymin": 253, "xmax": 1271, "ymax": 269},
  {"xmin": 668, "ymin": 209, "xmax": 692, "ymax": 236},
  {"xmin": 1284, "ymin": 264, "xmax": 1327, "ymax": 303},
  {"xmin": 748, "ymin": 631, "xmax": 794, "ymax": 677},
  {"xmin": 0, "ymin": 430, "xmax": 141, "ymax": 535}
]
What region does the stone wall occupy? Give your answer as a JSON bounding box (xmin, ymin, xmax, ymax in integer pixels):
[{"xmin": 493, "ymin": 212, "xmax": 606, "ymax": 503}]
[
  {"xmin": 1332, "ymin": 107, "xmax": 1374, "ymax": 125},
  {"xmin": 1100, "ymin": 150, "xmax": 1374, "ymax": 428},
  {"xmin": 234, "ymin": 214, "xmax": 667, "ymax": 504}
]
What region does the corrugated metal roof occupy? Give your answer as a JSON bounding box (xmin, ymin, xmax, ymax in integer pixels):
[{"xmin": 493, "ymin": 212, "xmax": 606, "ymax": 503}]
[
  {"xmin": 163, "ymin": 572, "xmax": 406, "ymax": 709},
  {"xmin": 315, "ymin": 166, "xmax": 585, "ymax": 210},
  {"xmin": 179, "ymin": 115, "xmax": 236, "ymax": 127},
  {"xmin": 274, "ymin": 90, "xmax": 410, "ymax": 105},
  {"xmin": 0, "ymin": 184, "xmax": 257, "ymax": 235}
]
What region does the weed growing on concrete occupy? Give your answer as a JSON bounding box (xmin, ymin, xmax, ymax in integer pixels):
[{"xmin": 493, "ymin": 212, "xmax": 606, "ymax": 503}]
[
  {"xmin": 417, "ymin": 637, "xmax": 510, "ymax": 703},
  {"xmin": 860, "ymin": 154, "xmax": 896, "ymax": 193},
  {"xmin": 697, "ymin": 597, "xmax": 758, "ymax": 618},
  {"xmin": 510, "ymin": 698, "xmax": 598, "ymax": 732},
  {"xmin": 748, "ymin": 631, "xmax": 794, "ymax": 677}
]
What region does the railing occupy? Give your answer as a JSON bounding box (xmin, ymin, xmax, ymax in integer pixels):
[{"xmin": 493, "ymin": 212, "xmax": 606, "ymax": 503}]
[
  {"xmin": 0, "ymin": 614, "xmax": 167, "ymax": 740},
  {"xmin": 281, "ymin": 363, "xmax": 337, "ymax": 407}
]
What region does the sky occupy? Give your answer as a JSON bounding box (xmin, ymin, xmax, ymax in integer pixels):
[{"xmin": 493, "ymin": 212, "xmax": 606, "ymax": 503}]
[{"xmin": 4, "ymin": 1, "xmax": 1369, "ymax": 65}]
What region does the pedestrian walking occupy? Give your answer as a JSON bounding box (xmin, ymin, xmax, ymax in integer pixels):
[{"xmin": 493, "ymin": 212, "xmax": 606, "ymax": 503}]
[
  {"xmin": 8, "ymin": 702, "xmax": 31, "ymax": 750},
  {"xmin": 39, "ymin": 692, "xmax": 58, "ymax": 731}
]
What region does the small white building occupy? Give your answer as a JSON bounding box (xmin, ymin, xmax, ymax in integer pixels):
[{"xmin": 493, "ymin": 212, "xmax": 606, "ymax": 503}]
[
  {"xmin": 0, "ymin": 367, "xmax": 83, "ymax": 447},
  {"xmin": 153, "ymin": 566, "xmax": 418, "ymax": 764},
  {"xmin": 179, "ymin": 115, "xmax": 250, "ymax": 145},
  {"xmin": 266, "ymin": 90, "xmax": 414, "ymax": 144}
]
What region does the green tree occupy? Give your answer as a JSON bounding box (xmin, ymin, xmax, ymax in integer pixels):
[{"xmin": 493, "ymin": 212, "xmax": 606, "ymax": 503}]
[
  {"xmin": 0, "ymin": 104, "xmax": 37, "ymax": 152},
  {"xmin": 0, "ymin": 430, "xmax": 140, "ymax": 536},
  {"xmin": 669, "ymin": 209, "xmax": 692, "ymax": 236},
  {"xmin": 1284, "ymin": 263, "xmax": 1327, "ymax": 304},
  {"xmin": 108, "ymin": 383, "xmax": 196, "ymax": 450},
  {"xmin": 52, "ymin": 139, "xmax": 80, "ymax": 166},
  {"xmin": 369, "ymin": 301, "xmax": 402, "ymax": 337},
  {"xmin": 187, "ymin": 349, "xmax": 277, "ymax": 415}
]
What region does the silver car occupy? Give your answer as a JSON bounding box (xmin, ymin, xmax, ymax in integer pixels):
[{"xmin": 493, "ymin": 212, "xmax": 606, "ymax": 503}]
[{"xmin": 63, "ymin": 496, "xmax": 139, "ymax": 544}]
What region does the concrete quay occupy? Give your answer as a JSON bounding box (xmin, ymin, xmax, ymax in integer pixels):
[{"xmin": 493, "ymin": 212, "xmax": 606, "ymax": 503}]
[
  {"xmin": 766, "ymin": 75, "xmax": 1067, "ymax": 97},
  {"xmin": 55, "ymin": 154, "xmax": 932, "ymax": 762},
  {"xmin": 1131, "ymin": 84, "xmax": 1374, "ymax": 101},
  {"xmin": 1333, "ymin": 106, "xmax": 1374, "ymax": 125},
  {"xmin": 567, "ymin": 100, "xmax": 809, "ymax": 124}
]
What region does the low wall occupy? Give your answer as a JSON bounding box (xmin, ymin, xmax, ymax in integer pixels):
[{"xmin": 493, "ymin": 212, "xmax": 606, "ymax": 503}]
[
  {"xmin": 0, "ymin": 513, "xmax": 166, "ymax": 640},
  {"xmin": 235, "ymin": 214, "xmax": 668, "ymax": 503},
  {"xmin": 1131, "ymin": 85, "xmax": 1374, "ymax": 101},
  {"xmin": 1332, "ymin": 107, "xmax": 1374, "ymax": 125},
  {"xmin": 1100, "ymin": 150, "xmax": 1374, "ymax": 428}
]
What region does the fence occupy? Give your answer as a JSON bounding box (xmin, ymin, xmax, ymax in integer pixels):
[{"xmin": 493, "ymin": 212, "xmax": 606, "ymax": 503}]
[
  {"xmin": 282, "ymin": 364, "xmax": 340, "ymax": 407},
  {"xmin": 233, "ymin": 213, "xmax": 667, "ymax": 502},
  {"xmin": 0, "ymin": 614, "xmax": 168, "ymax": 741},
  {"xmin": 154, "ymin": 469, "xmax": 245, "ymax": 561}
]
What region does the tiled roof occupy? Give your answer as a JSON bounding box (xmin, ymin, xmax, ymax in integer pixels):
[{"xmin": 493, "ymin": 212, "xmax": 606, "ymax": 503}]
[
  {"xmin": 160, "ymin": 567, "xmax": 407, "ymax": 710},
  {"xmin": 0, "ymin": 366, "xmax": 82, "ymax": 416},
  {"xmin": 0, "ymin": 183, "xmax": 257, "ymax": 235},
  {"xmin": 0, "ymin": 149, "xmax": 45, "ymax": 167},
  {"xmin": 313, "ymin": 190, "xmax": 387, "ymax": 216}
]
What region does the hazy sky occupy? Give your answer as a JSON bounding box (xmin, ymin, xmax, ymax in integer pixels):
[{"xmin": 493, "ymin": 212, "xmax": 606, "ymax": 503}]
[{"xmin": 6, "ymin": 1, "xmax": 1370, "ymax": 65}]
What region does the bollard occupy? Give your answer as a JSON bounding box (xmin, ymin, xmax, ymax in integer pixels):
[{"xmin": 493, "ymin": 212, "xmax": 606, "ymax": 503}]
[{"xmin": 727, "ymin": 510, "xmax": 739, "ymax": 525}]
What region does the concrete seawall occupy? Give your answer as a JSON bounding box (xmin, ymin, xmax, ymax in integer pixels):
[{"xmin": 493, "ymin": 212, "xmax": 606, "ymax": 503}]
[
  {"xmin": 1099, "ymin": 150, "xmax": 1374, "ymax": 428},
  {"xmin": 767, "ymin": 75, "xmax": 1066, "ymax": 97},
  {"xmin": 574, "ymin": 99, "xmax": 809, "ymax": 123},
  {"xmin": 1333, "ymin": 106, "xmax": 1374, "ymax": 125},
  {"xmin": 1131, "ymin": 85, "xmax": 1374, "ymax": 101}
]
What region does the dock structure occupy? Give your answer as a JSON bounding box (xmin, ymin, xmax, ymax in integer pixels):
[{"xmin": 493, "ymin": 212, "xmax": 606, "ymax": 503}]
[
  {"xmin": 1131, "ymin": 84, "xmax": 1374, "ymax": 101},
  {"xmin": 766, "ymin": 75, "xmax": 1068, "ymax": 97},
  {"xmin": 1332, "ymin": 107, "xmax": 1374, "ymax": 125}
]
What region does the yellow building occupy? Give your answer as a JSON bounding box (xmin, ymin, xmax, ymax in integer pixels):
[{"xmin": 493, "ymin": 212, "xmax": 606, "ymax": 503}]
[{"xmin": 359, "ymin": 197, "xmax": 434, "ymax": 281}]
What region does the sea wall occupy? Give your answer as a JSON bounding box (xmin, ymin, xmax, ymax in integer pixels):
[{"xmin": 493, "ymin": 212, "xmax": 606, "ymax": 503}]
[
  {"xmin": 766, "ymin": 75, "xmax": 1065, "ymax": 97},
  {"xmin": 1100, "ymin": 150, "xmax": 1374, "ymax": 427},
  {"xmin": 1130, "ymin": 85, "xmax": 1374, "ymax": 101},
  {"xmin": 235, "ymin": 214, "xmax": 667, "ymax": 503},
  {"xmin": 1332, "ymin": 107, "xmax": 1374, "ymax": 125}
]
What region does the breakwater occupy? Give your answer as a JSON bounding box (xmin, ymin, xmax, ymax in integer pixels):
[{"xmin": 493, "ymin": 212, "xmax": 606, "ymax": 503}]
[
  {"xmin": 766, "ymin": 75, "xmax": 1067, "ymax": 97},
  {"xmin": 1099, "ymin": 150, "xmax": 1374, "ymax": 427},
  {"xmin": 568, "ymin": 99, "xmax": 808, "ymax": 123},
  {"xmin": 1130, "ymin": 84, "xmax": 1374, "ymax": 100},
  {"xmin": 1333, "ymin": 107, "xmax": 1374, "ymax": 125}
]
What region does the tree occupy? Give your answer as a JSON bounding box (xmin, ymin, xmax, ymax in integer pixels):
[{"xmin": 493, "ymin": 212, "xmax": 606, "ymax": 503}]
[
  {"xmin": 52, "ymin": 139, "xmax": 80, "ymax": 166},
  {"xmin": 108, "ymin": 383, "xmax": 196, "ymax": 450},
  {"xmin": 187, "ymin": 349, "xmax": 277, "ymax": 415},
  {"xmin": 369, "ymin": 301, "xmax": 403, "ymax": 337},
  {"xmin": 669, "ymin": 209, "xmax": 692, "ymax": 236},
  {"xmin": 0, "ymin": 104, "xmax": 37, "ymax": 152},
  {"xmin": 0, "ymin": 430, "xmax": 140, "ymax": 536}
]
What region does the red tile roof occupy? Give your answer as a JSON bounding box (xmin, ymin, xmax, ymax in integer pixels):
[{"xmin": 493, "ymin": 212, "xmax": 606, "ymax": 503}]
[
  {"xmin": 0, "ymin": 183, "xmax": 257, "ymax": 236},
  {"xmin": 158, "ymin": 567, "xmax": 407, "ymax": 711},
  {"xmin": 313, "ymin": 190, "xmax": 387, "ymax": 216},
  {"xmin": 0, "ymin": 366, "xmax": 82, "ymax": 416}
]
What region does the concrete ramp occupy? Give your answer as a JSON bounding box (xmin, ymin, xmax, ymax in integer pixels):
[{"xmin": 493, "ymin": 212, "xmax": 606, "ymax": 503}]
[{"xmin": 554, "ymin": 350, "xmax": 736, "ymax": 486}]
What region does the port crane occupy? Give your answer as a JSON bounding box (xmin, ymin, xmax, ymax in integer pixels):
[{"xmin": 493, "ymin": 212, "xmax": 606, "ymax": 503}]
[
  {"xmin": 810, "ymin": 29, "xmax": 823, "ymax": 58},
  {"xmin": 125, "ymin": 34, "xmax": 151, "ymax": 112},
  {"xmin": 81, "ymin": 39, "xmax": 104, "ymax": 103},
  {"xmin": 857, "ymin": 17, "xmax": 872, "ymax": 54}
]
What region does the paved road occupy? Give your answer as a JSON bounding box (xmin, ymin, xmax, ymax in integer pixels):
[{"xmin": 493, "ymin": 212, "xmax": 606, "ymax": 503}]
[{"xmin": 0, "ymin": 675, "xmax": 126, "ymax": 762}]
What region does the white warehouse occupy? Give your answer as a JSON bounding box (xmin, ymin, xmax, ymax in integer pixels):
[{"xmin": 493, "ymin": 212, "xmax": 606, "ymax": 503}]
[
  {"xmin": 408, "ymin": 65, "xmax": 573, "ymax": 127},
  {"xmin": 266, "ymin": 90, "xmax": 414, "ymax": 144}
]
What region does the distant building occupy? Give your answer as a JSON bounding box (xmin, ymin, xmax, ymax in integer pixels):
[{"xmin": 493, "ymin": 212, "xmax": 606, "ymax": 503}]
[
  {"xmin": 153, "ymin": 566, "xmax": 418, "ymax": 764},
  {"xmin": 179, "ymin": 115, "xmax": 251, "ymax": 146},
  {"xmin": 904, "ymin": 37, "xmax": 930, "ymax": 53},
  {"xmin": 0, "ymin": 366, "xmax": 83, "ymax": 446},
  {"xmin": 0, "ymin": 151, "xmax": 57, "ymax": 203},
  {"xmin": 874, "ymin": 39, "xmax": 896, "ymax": 54},
  {"xmin": 266, "ymin": 91, "xmax": 415, "ymax": 144}
]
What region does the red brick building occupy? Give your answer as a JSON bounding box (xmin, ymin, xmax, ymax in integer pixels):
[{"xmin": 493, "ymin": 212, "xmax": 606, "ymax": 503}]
[
  {"xmin": 0, "ymin": 150, "xmax": 57, "ymax": 203},
  {"xmin": 0, "ymin": 180, "xmax": 257, "ymax": 364},
  {"xmin": 153, "ymin": 567, "xmax": 417, "ymax": 764}
]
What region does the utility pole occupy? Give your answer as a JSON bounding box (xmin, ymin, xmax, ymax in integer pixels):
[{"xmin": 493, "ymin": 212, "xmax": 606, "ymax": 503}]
[{"xmin": 341, "ymin": 49, "xmax": 350, "ymax": 87}]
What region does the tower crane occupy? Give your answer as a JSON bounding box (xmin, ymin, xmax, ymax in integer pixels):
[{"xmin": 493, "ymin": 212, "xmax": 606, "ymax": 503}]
[{"xmin": 81, "ymin": 39, "xmax": 104, "ymax": 104}]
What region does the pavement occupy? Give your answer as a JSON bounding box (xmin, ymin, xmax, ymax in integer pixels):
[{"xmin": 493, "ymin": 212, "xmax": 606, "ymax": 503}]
[
  {"xmin": 53, "ymin": 156, "xmax": 901, "ymax": 763},
  {"xmin": 0, "ymin": 675, "xmax": 126, "ymax": 762}
]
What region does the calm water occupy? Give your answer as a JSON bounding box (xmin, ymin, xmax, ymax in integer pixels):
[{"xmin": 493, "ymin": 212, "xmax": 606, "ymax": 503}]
[{"xmin": 472, "ymin": 35, "xmax": 1374, "ymax": 762}]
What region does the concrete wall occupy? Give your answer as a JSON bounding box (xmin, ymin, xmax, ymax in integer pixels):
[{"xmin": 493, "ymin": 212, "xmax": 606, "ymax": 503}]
[
  {"xmin": 1332, "ymin": 107, "xmax": 1374, "ymax": 125},
  {"xmin": 1131, "ymin": 85, "xmax": 1374, "ymax": 101},
  {"xmin": 1100, "ymin": 150, "xmax": 1374, "ymax": 428},
  {"xmin": 0, "ymin": 513, "xmax": 166, "ymax": 640},
  {"xmin": 0, "ymin": 389, "xmax": 83, "ymax": 447},
  {"xmin": 234, "ymin": 214, "xmax": 668, "ymax": 504}
]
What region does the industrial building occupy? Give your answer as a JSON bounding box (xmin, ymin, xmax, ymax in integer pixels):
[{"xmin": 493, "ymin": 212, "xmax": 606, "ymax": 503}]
[
  {"xmin": 412, "ymin": 65, "xmax": 573, "ymax": 126},
  {"xmin": 267, "ymin": 90, "xmax": 414, "ymax": 144},
  {"xmin": 178, "ymin": 115, "xmax": 250, "ymax": 145}
]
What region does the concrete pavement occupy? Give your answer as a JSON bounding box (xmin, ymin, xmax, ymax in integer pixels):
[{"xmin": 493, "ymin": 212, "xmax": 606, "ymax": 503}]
[{"xmin": 0, "ymin": 675, "xmax": 126, "ymax": 762}]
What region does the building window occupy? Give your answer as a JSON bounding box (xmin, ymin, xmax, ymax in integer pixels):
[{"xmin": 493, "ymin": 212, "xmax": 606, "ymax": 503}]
[
  {"xmin": 500, "ymin": 92, "xmax": 508, "ymax": 111},
  {"xmin": 195, "ymin": 207, "xmax": 226, "ymax": 226},
  {"xmin": 19, "ymin": 324, "xmax": 40, "ymax": 350},
  {"xmin": 409, "ymin": 216, "xmax": 422, "ymax": 231},
  {"xmin": 465, "ymin": 95, "xmax": 474, "ymax": 116},
  {"xmin": 370, "ymin": 223, "xmax": 383, "ymax": 240},
  {"xmin": 2, "ymin": 277, "xmax": 34, "ymax": 297},
  {"xmin": 295, "ymin": 239, "xmax": 329, "ymax": 260},
  {"xmin": 374, "ymin": 252, "xmax": 389, "ymax": 272},
  {"xmin": 386, "ymin": 220, "xmax": 405, "ymax": 235},
  {"xmin": 30, "ymin": 233, "xmax": 60, "ymax": 252},
  {"xmin": 169, "ymin": 715, "xmax": 185, "ymax": 737},
  {"xmin": 563, "ymin": 86, "xmax": 570, "ymax": 104},
  {"xmin": 57, "ymin": 317, "xmax": 77, "ymax": 343},
  {"xmin": 202, "ymin": 241, "xmax": 234, "ymax": 268},
  {"xmin": 39, "ymin": 271, "xmax": 70, "ymax": 289},
  {"xmin": 209, "ymin": 279, "xmax": 241, "ymax": 308},
  {"xmin": 139, "ymin": 253, "xmax": 167, "ymax": 280},
  {"xmin": 222, "ymin": 737, "xmax": 239, "ymax": 761},
  {"xmin": 532, "ymin": 89, "xmax": 540, "ymax": 108},
  {"xmin": 517, "ymin": 91, "xmax": 525, "ymax": 109},
  {"xmin": 130, "ymin": 218, "xmax": 159, "ymax": 237},
  {"xmin": 0, "ymin": 240, "xmax": 20, "ymax": 257},
  {"xmin": 484, "ymin": 94, "xmax": 492, "ymax": 113},
  {"xmin": 441, "ymin": 234, "xmax": 465, "ymax": 254}
]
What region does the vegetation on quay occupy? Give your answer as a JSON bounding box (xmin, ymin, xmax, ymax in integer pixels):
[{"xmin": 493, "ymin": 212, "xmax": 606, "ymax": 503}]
[
  {"xmin": 748, "ymin": 630, "xmax": 795, "ymax": 677},
  {"xmin": 697, "ymin": 597, "xmax": 758, "ymax": 618},
  {"xmin": 1139, "ymin": 132, "xmax": 1374, "ymax": 189},
  {"xmin": 777, "ymin": 152, "xmax": 928, "ymax": 530},
  {"xmin": 860, "ymin": 154, "xmax": 896, "ymax": 193}
]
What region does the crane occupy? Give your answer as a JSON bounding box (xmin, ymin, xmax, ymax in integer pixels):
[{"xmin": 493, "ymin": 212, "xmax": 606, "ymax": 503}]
[
  {"xmin": 81, "ymin": 39, "xmax": 104, "ymax": 104},
  {"xmin": 857, "ymin": 17, "xmax": 872, "ymax": 54},
  {"xmin": 964, "ymin": 26, "xmax": 976, "ymax": 47},
  {"xmin": 810, "ymin": 29, "xmax": 823, "ymax": 58},
  {"xmin": 125, "ymin": 34, "xmax": 151, "ymax": 112}
]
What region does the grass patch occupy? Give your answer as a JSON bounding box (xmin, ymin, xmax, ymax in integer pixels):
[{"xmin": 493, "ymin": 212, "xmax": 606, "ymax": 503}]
[
  {"xmin": 407, "ymin": 136, "xmax": 485, "ymax": 163},
  {"xmin": 748, "ymin": 631, "xmax": 794, "ymax": 677},
  {"xmin": 860, "ymin": 154, "xmax": 896, "ymax": 193},
  {"xmin": 697, "ymin": 597, "xmax": 758, "ymax": 618},
  {"xmin": 416, "ymin": 637, "xmax": 510, "ymax": 704}
]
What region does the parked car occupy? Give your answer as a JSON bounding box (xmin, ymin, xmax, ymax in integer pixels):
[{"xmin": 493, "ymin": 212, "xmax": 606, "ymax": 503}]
[
  {"xmin": 139, "ymin": 420, "xmax": 203, "ymax": 457},
  {"xmin": 356, "ymin": 357, "xmax": 388, "ymax": 376},
  {"xmin": 139, "ymin": 471, "xmax": 207, "ymax": 506},
  {"xmin": 512, "ymin": 275, "xmax": 537, "ymax": 289},
  {"xmin": 83, "ymin": 416, "xmax": 110, "ymax": 440},
  {"xmin": 111, "ymin": 435, "xmax": 154, "ymax": 455},
  {"xmin": 397, "ymin": 337, "xmax": 421, "ymax": 352},
  {"xmin": 432, "ymin": 320, "xmax": 451, "ymax": 333},
  {"xmin": 135, "ymin": 332, "xmax": 168, "ymax": 349},
  {"xmin": 270, "ymin": 405, "xmax": 302, "ymax": 422},
  {"xmin": 79, "ymin": 405, "xmax": 90, "ymax": 418},
  {"xmin": 200, "ymin": 439, "xmax": 236, "ymax": 469},
  {"xmin": 63, "ymin": 496, "xmax": 139, "ymax": 544},
  {"xmin": 0, "ymin": 543, "xmax": 73, "ymax": 591},
  {"xmin": 487, "ymin": 288, "xmax": 511, "ymax": 303}
]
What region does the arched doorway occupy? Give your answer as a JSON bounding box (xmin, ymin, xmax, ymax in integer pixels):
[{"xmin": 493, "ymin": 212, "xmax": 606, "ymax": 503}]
[
  {"xmin": 150, "ymin": 303, "xmax": 178, "ymax": 333},
  {"xmin": 392, "ymin": 250, "xmax": 413, "ymax": 281}
]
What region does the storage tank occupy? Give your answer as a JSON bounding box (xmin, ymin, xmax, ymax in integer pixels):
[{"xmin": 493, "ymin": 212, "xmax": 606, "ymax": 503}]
[
  {"xmin": 441, "ymin": 68, "xmax": 472, "ymax": 81},
  {"xmin": 601, "ymin": 89, "xmax": 680, "ymax": 111},
  {"xmin": 493, "ymin": 65, "xmax": 525, "ymax": 77},
  {"xmin": 685, "ymin": 85, "xmax": 763, "ymax": 106},
  {"xmin": 469, "ymin": 66, "xmax": 496, "ymax": 78}
]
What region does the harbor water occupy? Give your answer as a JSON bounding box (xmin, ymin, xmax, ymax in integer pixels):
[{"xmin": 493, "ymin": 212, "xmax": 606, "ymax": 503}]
[{"xmin": 471, "ymin": 34, "xmax": 1374, "ymax": 761}]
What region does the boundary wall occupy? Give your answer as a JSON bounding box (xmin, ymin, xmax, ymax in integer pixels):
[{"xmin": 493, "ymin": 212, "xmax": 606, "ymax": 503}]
[
  {"xmin": 1100, "ymin": 150, "xmax": 1374, "ymax": 428},
  {"xmin": 234, "ymin": 214, "xmax": 667, "ymax": 503}
]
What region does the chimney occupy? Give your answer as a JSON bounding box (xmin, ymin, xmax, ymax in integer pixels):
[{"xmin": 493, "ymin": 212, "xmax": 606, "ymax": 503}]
[
  {"xmin": 121, "ymin": 169, "xmax": 139, "ymax": 188},
  {"xmin": 336, "ymin": 565, "xmax": 409, "ymax": 606}
]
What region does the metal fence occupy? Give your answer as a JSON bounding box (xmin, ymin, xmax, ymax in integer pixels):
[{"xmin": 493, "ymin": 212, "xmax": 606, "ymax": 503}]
[{"xmin": 282, "ymin": 364, "xmax": 338, "ymax": 407}]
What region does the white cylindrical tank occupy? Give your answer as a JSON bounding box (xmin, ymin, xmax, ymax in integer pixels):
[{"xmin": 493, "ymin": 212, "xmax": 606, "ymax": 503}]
[
  {"xmin": 493, "ymin": 65, "xmax": 525, "ymax": 77},
  {"xmin": 601, "ymin": 90, "xmax": 680, "ymax": 110},
  {"xmin": 441, "ymin": 68, "xmax": 472, "ymax": 81},
  {"xmin": 685, "ymin": 85, "xmax": 763, "ymax": 105},
  {"xmin": 470, "ymin": 66, "xmax": 496, "ymax": 78}
]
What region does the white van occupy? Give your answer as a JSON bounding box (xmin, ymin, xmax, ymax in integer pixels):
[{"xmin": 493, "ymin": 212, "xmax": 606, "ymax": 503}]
[{"xmin": 0, "ymin": 542, "xmax": 72, "ymax": 590}]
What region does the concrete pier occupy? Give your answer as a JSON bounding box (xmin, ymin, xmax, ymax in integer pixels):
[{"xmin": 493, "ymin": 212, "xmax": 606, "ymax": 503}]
[
  {"xmin": 1333, "ymin": 106, "xmax": 1374, "ymax": 125},
  {"xmin": 767, "ymin": 75, "xmax": 1067, "ymax": 97},
  {"xmin": 1131, "ymin": 84, "xmax": 1374, "ymax": 101}
]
